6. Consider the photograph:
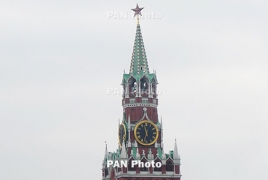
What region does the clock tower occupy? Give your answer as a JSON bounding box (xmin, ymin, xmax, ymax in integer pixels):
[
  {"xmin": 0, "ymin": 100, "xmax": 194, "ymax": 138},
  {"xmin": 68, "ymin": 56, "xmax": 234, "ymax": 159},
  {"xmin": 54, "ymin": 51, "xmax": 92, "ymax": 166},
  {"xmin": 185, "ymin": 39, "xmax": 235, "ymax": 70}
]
[{"xmin": 102, "ymin": 4, "xmax": 181, "ymax": 180}]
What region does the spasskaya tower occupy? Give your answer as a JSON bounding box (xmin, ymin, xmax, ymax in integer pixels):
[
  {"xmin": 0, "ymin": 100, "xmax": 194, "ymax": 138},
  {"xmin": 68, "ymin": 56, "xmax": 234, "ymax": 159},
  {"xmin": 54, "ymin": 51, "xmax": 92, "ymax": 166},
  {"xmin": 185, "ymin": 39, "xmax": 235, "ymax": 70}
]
[{"xmin": 102, "ymin": 4, "xmax": 181, "ymax": 180}]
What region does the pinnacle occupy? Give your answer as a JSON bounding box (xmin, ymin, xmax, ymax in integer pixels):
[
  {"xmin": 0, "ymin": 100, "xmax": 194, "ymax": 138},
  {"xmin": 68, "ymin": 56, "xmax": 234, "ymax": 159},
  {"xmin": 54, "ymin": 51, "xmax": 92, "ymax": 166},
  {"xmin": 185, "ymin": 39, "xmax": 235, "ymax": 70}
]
[
  {"xmin": 173, "ymin": 139, "xmax": 180, "ymax": 160},
  {"xmin": 104, "ymin": 142, "xmax": 108, "ymax": 161},
  {"xmin": 120, "ymin": 140, "xmax": 128, "ymax": 159}
]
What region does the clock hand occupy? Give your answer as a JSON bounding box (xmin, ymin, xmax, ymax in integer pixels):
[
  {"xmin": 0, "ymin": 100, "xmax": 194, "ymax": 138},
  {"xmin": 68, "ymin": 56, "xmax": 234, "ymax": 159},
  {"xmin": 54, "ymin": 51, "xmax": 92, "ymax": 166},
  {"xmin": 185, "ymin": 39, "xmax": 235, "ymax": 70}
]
[
  {"xmin": 144, "ymin": 134, "xmax": 148, "ymax": 142},
  {"xmin": 143, "ymin": 127, "xmax": 149, "ymax": 143},
  {"xmin": 144, "ymin": 127, "xmax": 148, "ymax": 136}
]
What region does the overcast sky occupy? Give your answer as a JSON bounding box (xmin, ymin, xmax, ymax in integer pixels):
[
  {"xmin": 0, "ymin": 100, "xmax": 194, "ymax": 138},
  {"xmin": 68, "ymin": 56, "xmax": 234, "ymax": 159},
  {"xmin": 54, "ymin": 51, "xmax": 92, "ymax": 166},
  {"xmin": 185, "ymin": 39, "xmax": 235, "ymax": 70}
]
[{"xmin": 0, "ymin": 0, "xmax": 268, "ymax": 180}]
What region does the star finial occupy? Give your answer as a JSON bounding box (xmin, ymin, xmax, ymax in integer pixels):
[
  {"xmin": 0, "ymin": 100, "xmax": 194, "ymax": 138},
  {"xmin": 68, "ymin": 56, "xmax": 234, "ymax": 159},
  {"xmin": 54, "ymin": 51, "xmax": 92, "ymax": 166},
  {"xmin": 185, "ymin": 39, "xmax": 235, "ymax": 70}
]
[{"xmin": 131, "ymin": 4, "xmax": 144, "ymax": 18}]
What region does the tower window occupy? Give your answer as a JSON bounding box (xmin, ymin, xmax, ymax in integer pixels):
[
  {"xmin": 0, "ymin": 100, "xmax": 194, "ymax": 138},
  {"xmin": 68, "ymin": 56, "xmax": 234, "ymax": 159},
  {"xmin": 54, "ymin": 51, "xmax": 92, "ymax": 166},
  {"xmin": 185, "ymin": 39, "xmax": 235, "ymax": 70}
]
[{"xmin": 141, "ymin": 66, "xmax": 143, "ymax": 70}]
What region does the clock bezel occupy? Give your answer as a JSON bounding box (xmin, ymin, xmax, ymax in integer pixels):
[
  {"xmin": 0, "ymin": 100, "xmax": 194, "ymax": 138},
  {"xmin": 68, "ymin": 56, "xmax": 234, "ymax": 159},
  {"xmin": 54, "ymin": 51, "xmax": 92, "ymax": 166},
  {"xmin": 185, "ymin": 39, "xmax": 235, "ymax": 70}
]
[
  {"xmin": 134, "ymin": 120, "xmax": 159, "ymax": 146},
  {"xmin": 118, "ymin": 123, "xmax": 127, "ymax": 147}
]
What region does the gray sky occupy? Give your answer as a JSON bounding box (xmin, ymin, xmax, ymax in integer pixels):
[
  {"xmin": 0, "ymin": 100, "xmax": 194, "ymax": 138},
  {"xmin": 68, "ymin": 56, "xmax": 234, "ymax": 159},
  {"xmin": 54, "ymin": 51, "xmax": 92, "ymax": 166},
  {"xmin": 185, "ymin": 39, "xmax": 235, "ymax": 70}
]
[{"xmin": 0, "ymin": 0, "xmax": 268, "ymax": 179}]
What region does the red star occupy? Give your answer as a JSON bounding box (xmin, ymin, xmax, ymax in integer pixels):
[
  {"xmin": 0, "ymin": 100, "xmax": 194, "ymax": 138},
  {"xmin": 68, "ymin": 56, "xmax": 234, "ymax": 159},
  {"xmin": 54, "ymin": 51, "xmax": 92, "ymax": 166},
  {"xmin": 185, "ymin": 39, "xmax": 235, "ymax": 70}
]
[{"xmin": 131, "ymin": 4, "xmax": 144, "ymax": 17}]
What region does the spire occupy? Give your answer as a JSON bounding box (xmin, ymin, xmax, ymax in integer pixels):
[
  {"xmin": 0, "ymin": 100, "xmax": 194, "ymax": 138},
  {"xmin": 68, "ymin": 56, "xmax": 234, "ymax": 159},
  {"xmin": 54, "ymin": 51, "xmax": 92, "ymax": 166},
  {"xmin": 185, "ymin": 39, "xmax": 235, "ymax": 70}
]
[
  {"xmin": 118, "ymin": 119, "xmax": 121, "ymax": 149},
  {"xmin": 129, "ymin": 6, "xmax": 149, "ymax": 75},
  {"xmin": 174, "ymin": 139, "xmax": 180, "ymax": 160},
  {"xmin": 102, "ymin": 142, "xmax": 108, "ymax": 169},
  {"xmin": 161, "ymin": 117, "xmax": 164, "ymax": 148},
  {"xmin": 120, "ymin": 140, "xmax": 128, "ymax": 159},
  {"xmin": 136, "ymin": 148, "xmax": 141, "ymax": 159},
  {"xmin": 162, "ymin": 147, "xmax": 166, "ymax": 160},
  {"xmin": 148, "ymin": 148, "xmax": 154, "ymax": 159},
  {"xmin": 104, "ymin": 142, "xmax": 108, "ymax": 160},
  {"xmin": 134, "ymin": 140, "xmax": 138, "ymax": 147},
  {"xmin": 127, "ymin": 115, "xmax": 131, "ymax": 147}
]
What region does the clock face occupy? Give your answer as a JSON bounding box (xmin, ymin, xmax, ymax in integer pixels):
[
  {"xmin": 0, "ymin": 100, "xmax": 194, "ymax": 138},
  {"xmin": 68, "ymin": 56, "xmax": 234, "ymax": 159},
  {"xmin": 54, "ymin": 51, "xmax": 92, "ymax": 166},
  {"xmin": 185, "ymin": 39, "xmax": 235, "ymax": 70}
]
[
  {"xmin": 118, "ymin": 123, "xmax": 126, "ymax": 147},
  {"xmin": 134, "ymin": 120, "xmax": 159, "ymax": 146}
]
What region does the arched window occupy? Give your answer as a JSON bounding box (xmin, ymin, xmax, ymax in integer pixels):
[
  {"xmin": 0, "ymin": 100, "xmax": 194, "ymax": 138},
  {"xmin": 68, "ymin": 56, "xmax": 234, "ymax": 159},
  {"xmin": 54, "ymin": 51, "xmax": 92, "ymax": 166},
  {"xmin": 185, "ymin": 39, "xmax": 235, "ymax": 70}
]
[
  {"xmin": 151, "ymin": 78, "xmax": 157, "ymax": 97},
  {"xmin": 140, "ymin": 158, "xmax": 148, "ymax": 171},
  {"xmin": 128, "ymin": 77, "xmax": 137, "ymax": 97},
  {"xmin": 154, "ymin": 158, "xmax": 162, "ymax": 172},
  {"xmin": 140, "ymin": 77, "xmax": 148, "ymax": 92},
  {"xmin": 128, "ymin": 158, "xmax": 136, "ymax": 171},
  {"xmin": 166, "ymin": 159, "xmax": 174, "ymax": 172},
  {"xmin": 104, "ymin": 168, "xmax": 108, "ymax": 177}
]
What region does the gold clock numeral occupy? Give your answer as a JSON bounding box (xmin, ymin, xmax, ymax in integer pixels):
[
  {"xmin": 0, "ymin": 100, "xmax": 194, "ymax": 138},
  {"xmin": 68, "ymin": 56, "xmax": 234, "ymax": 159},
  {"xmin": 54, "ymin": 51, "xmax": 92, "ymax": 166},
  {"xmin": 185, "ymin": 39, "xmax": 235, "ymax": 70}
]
[
  {"xmin": 150, "ymin": 139, "xmax": 152, "ymax": 142},
  {"xmin": 138, "ymin": 135, "xmax": 141, "ymax": 139},
  {"xmin": 137, "ymin": 132, "xmax": 140, "ymax": 134},
  {"xmin": 153, "ymin": 132, "xmax": 156, "ymax": 134},
  {"xmin": 141, "ymin": 139, "xmax": 144, "ymax": 142},
  {"xmin": 145, "ymin": 123, "xmax": 147, "ymax": 126},
  {"xmin": 141, "ymin": 124, "xmax": 143, "ymax": 127},
  {"xmin": 152, "ymin": 136, "xmax": 156, "ymax": 139},
  {"xmin": 152, "ymin": 128, "xmax": 155, "ymax": 130}
]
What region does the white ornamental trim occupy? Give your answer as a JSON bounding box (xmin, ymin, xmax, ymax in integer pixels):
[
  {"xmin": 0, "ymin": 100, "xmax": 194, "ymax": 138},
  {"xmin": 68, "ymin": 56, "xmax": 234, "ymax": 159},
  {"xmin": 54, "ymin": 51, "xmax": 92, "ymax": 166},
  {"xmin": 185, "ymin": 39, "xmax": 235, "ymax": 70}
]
[{"xmin": 123, "ymin": 103, "xmax": 157, "ymax": 108}]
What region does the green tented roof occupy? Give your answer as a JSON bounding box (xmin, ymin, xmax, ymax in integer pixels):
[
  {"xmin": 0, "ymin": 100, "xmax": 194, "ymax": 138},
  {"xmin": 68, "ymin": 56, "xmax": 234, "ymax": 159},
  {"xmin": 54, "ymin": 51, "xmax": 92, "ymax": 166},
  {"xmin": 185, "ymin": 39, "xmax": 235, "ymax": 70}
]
[
  {"xmin": 121, "ymin": 21, "xmax": 159, "ymax": 84},
  {"xmin": 129, "ymin": 23, "xmax": 149, "ymax": 75}
]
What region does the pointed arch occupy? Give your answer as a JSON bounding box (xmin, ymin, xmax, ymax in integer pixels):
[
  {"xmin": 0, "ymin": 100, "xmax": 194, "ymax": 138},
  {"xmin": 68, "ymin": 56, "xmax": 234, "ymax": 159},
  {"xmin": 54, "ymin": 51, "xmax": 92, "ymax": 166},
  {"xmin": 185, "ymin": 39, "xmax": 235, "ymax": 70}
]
[
  {"xmin": 140, "ymin": 157, "xmax": 149, "ymax": 172},
  {"xmin": 128, "ymin": 76, "xmax": 137, "ymax": 98},
  {"xmin": 136, "ymin": 110, "xmax": 152, "ymax": 123},
  {"xmin": 166, "ymin": 158, "xmax": 174, "ymax": 172},
  {"xmin": 154, "ymin": 157, "xmax": 162, "ymax": 172},
  {"xmin": 104, "ymin": 167, "xmax": 108, "ymax": 177},
  {"xmin": 128, "ymin": 157, "xmax": 136, "ymax": 171},
  {"xmin": 140, "ymin": 75, "xmax": 149, "ymax": 97}
]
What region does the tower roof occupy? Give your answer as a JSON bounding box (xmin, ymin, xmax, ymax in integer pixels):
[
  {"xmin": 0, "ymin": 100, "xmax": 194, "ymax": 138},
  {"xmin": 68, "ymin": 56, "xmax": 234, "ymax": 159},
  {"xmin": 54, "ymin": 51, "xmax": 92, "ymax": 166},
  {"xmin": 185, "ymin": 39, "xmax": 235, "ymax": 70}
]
[
  {"xmin": 122, "ymin": 6, "xmax": 158, "ymax": 84},
  {"xmin": 129, "ymin": 22, "xmax": 149, "ymax": 75}
]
